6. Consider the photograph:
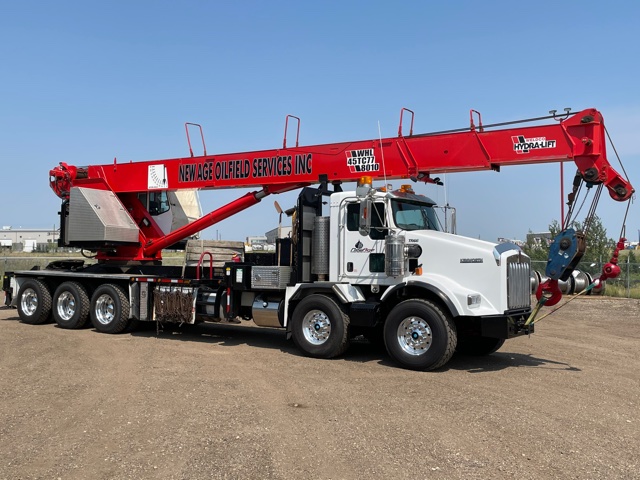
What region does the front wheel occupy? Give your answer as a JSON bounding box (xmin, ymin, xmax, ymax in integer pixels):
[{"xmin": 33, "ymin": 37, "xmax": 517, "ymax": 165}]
[
  {"xmin": 17, "ymin": 279, "xmax": 52, "ymax": 325},
  {"xmin": 90, "ymin": 284, "xmax": 130, "ymax": 334},
  {"xmin": 384, "ymin": 299, "xmax": 457, "ymax": 371},
  {"xmin": 291, "ymin": 295, "xmax": 350, "ymax": 359}
]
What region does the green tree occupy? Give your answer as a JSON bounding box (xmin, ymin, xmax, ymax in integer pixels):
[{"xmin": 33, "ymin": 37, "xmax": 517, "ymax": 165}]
[
  {"xmin": 522, "ymin": 220, "xmax": 560, "ymax": 262},
  {"xmin": 628, "ymin": 249, "xmax": 637, "ymax": 263},
  {"xmin": 522, "ymin": 231, "xmax": 550, "ymax": 261},
  {"xmin": 572, "ymin": 214, "xmax": 615, "ymax": 264}
]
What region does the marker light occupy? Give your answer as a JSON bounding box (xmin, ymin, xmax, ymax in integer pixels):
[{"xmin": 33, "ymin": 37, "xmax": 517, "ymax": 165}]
[
  {"xmin": 356, "ymin": 176, "xmax": 374, "ymax": 198},
  {"xmin": 467, "ymin": 294, "xmax": 481, "ymax": 308},
  {"xmin": 358, "ymin": 176, "xmax": 373, "ymax": 187}
]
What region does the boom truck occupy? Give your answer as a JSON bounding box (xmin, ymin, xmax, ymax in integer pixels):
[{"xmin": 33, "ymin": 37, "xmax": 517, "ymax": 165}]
[{"xmin": 3, "ymin": 108, "xmax": 634, "ymax": 370}]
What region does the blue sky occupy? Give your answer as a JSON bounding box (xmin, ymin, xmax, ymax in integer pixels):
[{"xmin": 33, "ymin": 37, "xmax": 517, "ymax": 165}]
[{"xmin": 1, "ymin": 1, "xmax": 638, "ymax": 244}]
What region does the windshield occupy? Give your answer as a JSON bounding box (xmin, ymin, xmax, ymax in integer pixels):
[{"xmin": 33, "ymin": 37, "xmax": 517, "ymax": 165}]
[{"xmin": 391, "ymin": 199, "xmax": 441, "ymax": 231}]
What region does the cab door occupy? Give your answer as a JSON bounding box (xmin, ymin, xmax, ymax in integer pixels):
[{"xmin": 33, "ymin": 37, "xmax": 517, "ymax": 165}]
[
  {"xmin": 138, "ymin": 191, "xmax": 172, "ymax": 234},
  {"xmin": 340, "ymin": 200, "xmax": 388, "ymax": 282}
]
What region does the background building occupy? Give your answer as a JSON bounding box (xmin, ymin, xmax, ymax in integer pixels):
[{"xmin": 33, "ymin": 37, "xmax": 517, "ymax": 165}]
[
  {"xmin": 0, "ymin": 226, "xmax": 59, "ymax": 252},
  {"xmin": 526, "ymin": 232, "xmax": 552, "ymax": 248}
]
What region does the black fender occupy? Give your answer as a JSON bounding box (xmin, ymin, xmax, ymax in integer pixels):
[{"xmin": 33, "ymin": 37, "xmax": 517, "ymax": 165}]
[{"xmin": 285, "ymin": 284, "xmax": 346, "ymax": 336}]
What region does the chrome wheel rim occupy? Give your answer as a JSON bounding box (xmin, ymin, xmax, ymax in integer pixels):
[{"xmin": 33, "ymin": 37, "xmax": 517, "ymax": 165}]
[
  {"xmin": 94, "ymin": 294, "xmax": 115, "ymax": 325},
  {"xmin": 20, "ymin": 288, "xmax": 38, "ymax": 316},
  {"xmin": 56, "ymin": 291, "xmax": 76, "ymax": 321},
  {"xmin": 397, "ymin": 316, "xmax": 432, "ymax": 356},
  {"xmin": 302, "ymin": 309, "xmax": 331, "ymax": 345}
]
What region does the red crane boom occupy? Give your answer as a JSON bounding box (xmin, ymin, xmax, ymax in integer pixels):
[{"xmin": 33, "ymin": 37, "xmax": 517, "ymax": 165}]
[{"xmin": 49, "ymin": 108, "xmax": 633, "ymax": 262}]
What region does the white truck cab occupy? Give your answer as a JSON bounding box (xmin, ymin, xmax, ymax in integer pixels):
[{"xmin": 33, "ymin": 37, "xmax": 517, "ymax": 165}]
[
  {"xmin": 277, "ymin": 180, "xmax": 532, "ymax": 370},
  {"xmin": 329, "ymin": 185, "xmax": 531, "ymax": 317}
]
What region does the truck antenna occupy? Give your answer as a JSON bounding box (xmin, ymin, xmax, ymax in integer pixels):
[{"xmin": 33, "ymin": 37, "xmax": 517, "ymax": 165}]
[{"xmin": 377, "ymin": 121, "xmax": 388, "ymax": 188}]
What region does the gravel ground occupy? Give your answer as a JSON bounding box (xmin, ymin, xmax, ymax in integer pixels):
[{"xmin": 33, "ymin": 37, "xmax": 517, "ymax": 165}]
[{"xmin": 0, "ymin": 297, "xmax": 639, "ymax": 480}]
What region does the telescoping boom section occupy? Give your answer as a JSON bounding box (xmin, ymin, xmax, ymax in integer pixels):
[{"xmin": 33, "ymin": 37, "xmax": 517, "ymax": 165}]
[{"xmin": 49, "ymin": 108, "xmax": 633, "ymax": 262}]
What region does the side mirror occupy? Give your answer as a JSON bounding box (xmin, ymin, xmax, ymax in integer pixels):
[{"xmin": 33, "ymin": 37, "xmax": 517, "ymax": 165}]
[{"xmin": 359, "ymin": 198, "xmax": 372, "ymax": 236}]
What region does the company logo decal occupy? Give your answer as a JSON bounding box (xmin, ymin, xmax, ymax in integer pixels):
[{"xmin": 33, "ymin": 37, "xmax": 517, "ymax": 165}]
[
  {"xmin": 346, "ymin": 148, "xmax": 380, "ymax": 173},
  {"xmin": 177, "ymin": 154, "xmax": 313, "ymax": 184},
  {"xmin": 512, "ymin": 136, "xmax": 557, "ymax": 154},
  {"xmin": 351, "ymin": 240, "xmax": 374, "ymax": 253}
]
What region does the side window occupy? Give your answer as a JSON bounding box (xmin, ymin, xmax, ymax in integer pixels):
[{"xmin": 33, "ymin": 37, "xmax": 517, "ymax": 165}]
[
  {"xmin": 346, "ymin": 203, "xmax": 359, "ymax": 231},
  {"xmin": 369, "ymin": 253, "xmax": 385, "ymax": 272},
  {"xmin": 149, "ymin": 191, "xmax": 170, "ymax": 216},
  {"xmin": 346, "ymin": 202, "xmax": 387, "ymax": 239},
  {"xmin": 370, "ymin": 203, "xmax": 388, "ymax": 240}
]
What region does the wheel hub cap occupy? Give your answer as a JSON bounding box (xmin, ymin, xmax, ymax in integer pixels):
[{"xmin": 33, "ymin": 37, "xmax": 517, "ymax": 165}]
[
  {"xmin": 56, "ymin": 292, "xmax": 76, "ymax": 321},
  {"xmin": 397, "ymin": 316, "xmax": 432, "ymax": 356},
  {"xmin": 95, "ymin": 294, "xmax": 115, "ymax": 325},
  {"xmin": 20, "ymin": 288, "xmax": 38, "ymax": 316},
  {"xmin": 302, "ymin": 309, "xmax": 331, "ymax": 345}
]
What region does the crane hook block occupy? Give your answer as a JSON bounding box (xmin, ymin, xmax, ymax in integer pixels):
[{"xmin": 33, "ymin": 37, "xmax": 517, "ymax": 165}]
[
  {"xmin": 545, "ymin": 228, "xmax": 582, "ymax": 280},
  {"xmin": 536, "ymin": 279, "xmax": 563, "ymax": 307}
]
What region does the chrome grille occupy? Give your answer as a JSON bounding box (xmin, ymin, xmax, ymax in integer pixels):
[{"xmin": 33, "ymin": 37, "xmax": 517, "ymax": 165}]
[{"xmin": 507, "ymin": 254, "xmax": 531, "ymax": 310}]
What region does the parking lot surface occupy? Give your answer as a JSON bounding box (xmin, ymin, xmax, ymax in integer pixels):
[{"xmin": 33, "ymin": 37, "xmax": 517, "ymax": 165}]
[{"xmin": 0, "ymin": 297, "xmax": 638, "ymax": 479}]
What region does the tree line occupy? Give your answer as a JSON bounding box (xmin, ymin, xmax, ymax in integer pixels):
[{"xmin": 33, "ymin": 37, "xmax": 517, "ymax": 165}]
[{"xmin": 522, "ymin": 215, "xmax": 637, "ymax": 265}]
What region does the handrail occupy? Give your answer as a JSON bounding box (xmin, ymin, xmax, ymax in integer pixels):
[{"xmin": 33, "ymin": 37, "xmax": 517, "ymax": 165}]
[
  {"xmin": 398, "ymin": 107, "xmax": 415, "ymax": 137},
  {"xmin": 196, "ymin": 251, "xmax": 213, "ymax": 280},
  {"xmin": 185, "ymin": 122, "xmax": 207, "ymax": 157},
  {"xmin": 283, "ymin": 115, "xmax": 301, "ymax": 148}
]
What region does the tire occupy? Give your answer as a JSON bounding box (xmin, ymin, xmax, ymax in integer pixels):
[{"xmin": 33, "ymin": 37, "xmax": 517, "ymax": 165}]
[
  {"xmin": 52, "ymin": 281, "xmax": 90, "ymax": 329},
  {"xmin": 291, "ymin": 294, "xmax": 350, "ymax": 359},
  {"xmin": 456, "ymin": 336, "xmax": 505, "ymax": 356},
  {"xmin": 383, "ymin": 299, "xmax": 457, "ymax": 371},
  {"xmin": 17, "ymin": 279, "xmax": 52, "ymax": 325},
  {"xmin": 90, "ymin": 284, "xmax": 130, "ymax": 334}
]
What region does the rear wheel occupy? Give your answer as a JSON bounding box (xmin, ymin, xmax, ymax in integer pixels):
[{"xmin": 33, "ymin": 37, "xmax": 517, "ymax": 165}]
[
  {"xmin": 456, "ymin": 336, "xmax": 505, "ymax": 356},
  {"xmin": 291, "ymin": 295, "xmax": 350, "ymax": 358},
  {"xmin": 17, "ymin": 279, "xmax": 52, "ymax": 325},
  {"xmin": 52, "ymin": 281, "xmax": 90, "ymax": 329},
  {"xmin": 90, "ymin": 284, "xmax": 130, "ymax": 334},
  {"xmin": 384, "ymin": 299, "xmax": 457, "ymax": 371}
]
